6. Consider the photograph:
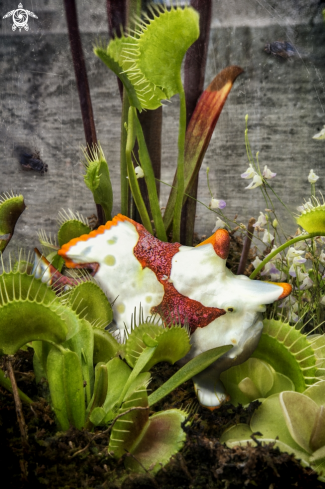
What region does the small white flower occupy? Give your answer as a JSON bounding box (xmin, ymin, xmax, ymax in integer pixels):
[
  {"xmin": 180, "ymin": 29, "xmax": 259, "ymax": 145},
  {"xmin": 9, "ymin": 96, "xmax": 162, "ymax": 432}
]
[
  {"xmin": 320, "ymin": 250, "xmax": 325, "ymax": 264},
  {"xmin": 253, "ymin": 212, "xmax": 267, "ymax": 228},
  {"xmin": 286, "ymin": 247, "xmax": 305, "ymax": 265},
  {"xmin": 300, "ymin": 276, "xmax": 313, "ymax": 290},
  {"xmin": 209, "ymin": 198, "xmax": 226, "ymax": 210},
  {"xmin": 252, "ymin": 257, "xmax": 262, "ymax": 269},
  {"xmin": 261, "ymin": 262, "xmax": 283, "ymax": 281},
  {"xmin": 262, "ymin": 165, "xmax": 276, "ymax": 179},
  {"xmin": 262, "ymin": 229, "xmax": 274, "ymax": 244},
  {"xmin": 245, "ymin": 174, "xmax": 263, "ymax": 190},
  {"xmin": 296, "ymin": 268, "xmax": 308, "ymax": 282},
  {"xmin": 308, "ymin": 169, "xmax": 319, "ymax": 184},
  {"xmin": 212, "ymin": 218, "xmax": 226, "ymax": 232},
  {"xmin": 134, "ymin": 166, "xmax": 144, "ymax": 179},
  {"xmin": 294, "ymin": 240, "xmax": 308, "ymax": 251},
  {"xmin": 241, "ymin": 164, "xmax": 256, "ymax": 179},
  {"xmin": 313, "ymin": 126, "xmax": 325, "ymax": 140}
]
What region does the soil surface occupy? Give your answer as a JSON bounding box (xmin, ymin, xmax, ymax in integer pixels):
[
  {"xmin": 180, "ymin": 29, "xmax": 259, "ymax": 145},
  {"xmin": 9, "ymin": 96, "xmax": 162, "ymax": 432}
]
[{"xmin": 1, "ymin": 348, "xmax": 324, "ymax": 489}]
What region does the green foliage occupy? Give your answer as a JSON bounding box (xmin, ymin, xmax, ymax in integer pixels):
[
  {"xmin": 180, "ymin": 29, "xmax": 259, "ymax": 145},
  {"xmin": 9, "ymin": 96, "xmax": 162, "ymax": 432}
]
[
  {"xmin": 0, "ymin": 253, "xmax": 233, "ymax": 472},
  {"xmin": 252, "ymin": 319, "xmax": 318, "ymax": 392},
  {"xmin": 66, "ymin": 280, "xmax": 113, "ymax": 326},
  {"xmin": 0, "ymin": 192, "xmax": 25, "ymax": 253},
  {"xmin": 125, "ymin": 320, "xmax": 191, "ymax": 370},
  {"xmin": 219, "ymin": 319, "xmax": 325, "ymax": 406},
  {"xmin": 83, "ymin": 144, "xmax": 113, "ymax": 222},
  {"xmin": 296, "ymin": 197, "xmax": 325, "ymax": 233},
  {"xmin": 95, "ymin": 5, "xmax": 199, "ymax": 111},
  {"xmin": 220, "ymin": 382, "xmax": 325, "ymax": 480}
]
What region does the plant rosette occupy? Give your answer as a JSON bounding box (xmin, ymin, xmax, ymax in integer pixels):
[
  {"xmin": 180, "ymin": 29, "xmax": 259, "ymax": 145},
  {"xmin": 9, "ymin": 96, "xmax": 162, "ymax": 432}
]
[{"xmin": 220, "ymin": 381, "xmax": 325, "ymax": 480}]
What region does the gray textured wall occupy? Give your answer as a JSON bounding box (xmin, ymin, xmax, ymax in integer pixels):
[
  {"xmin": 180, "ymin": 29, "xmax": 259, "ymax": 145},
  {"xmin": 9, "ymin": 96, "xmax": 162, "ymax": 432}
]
[{"xmin": 1, "ymin": 0, "xmax": 325, "ymax": 251}]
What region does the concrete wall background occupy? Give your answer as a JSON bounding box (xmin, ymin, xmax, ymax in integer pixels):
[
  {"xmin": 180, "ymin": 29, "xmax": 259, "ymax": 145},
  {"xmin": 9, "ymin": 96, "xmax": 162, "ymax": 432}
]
[{"xmin": 1, "ymin": 0, "xmax": 325, "ymax": 251}]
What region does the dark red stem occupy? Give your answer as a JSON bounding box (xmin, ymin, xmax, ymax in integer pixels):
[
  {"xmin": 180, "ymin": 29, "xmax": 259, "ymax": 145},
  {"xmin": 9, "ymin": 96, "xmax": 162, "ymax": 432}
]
[
  {"xmin": 63, "ymin": 0, "xmax": 105, "ymax": 225},
  {"xmin": 106, "ymin": 0, "xmax": 127, "ymax": 101}
]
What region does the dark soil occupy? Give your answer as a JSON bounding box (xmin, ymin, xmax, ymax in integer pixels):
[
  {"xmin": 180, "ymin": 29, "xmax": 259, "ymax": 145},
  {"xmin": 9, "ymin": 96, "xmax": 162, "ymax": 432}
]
[{"xmin": 1, "ymin": 348, "xmax": 324, "ymax": 489}]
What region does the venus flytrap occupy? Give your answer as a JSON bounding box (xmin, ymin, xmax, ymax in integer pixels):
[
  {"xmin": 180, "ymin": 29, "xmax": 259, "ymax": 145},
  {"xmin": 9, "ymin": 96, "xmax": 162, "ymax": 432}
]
[
  {"xmin": 0, "ymin": 247, "xmax": 234, "ymax": 472},
  {"xmin": 220, "ymin": 381, "xmax": 325, "ymax": 480},
  {"xmin": 0, "ymin": 192, "xmax": 26, "ymax": 253},
  {"xmin": 83, "ymin": 144, "xmax": 113, "ymax": 223}
]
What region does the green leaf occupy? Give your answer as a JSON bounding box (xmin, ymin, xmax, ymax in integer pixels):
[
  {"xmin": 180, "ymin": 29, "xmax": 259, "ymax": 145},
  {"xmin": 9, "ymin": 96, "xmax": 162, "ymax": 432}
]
[
  {"xmin": 134, "ymin": 114, "xmax": 167, "ymax": 241},
  {"xmin": 86, "ymin": 363, "xmax": 108, "ymax": 428},
  {"xmin": 102, "ymin": 358, "xmax": 132, "ymax": 415},
  {"xmin": 220, "ymin": 423, "xmax": 253, "ymax": 444},
  {"xmin": 252, "ymin": 319, "xmax": 317, "ymax": 392},
  {"xmin": 163, "ymin": 67, "xmax": 243, "ymax": 231},
  {"xmin": 83, "ymin": 144, "xmax": 113, "ymax": 222},
  {"xmin": 266, "ymin": 372, "xmax": 295, "ymax": 396},
  {"xmin": 67, "ymin": 281, "xmax": 113, "ymax": 327},
  {"xmin": 125, "ymin": 322, "xmax": 190, "ymax": 370},
  {"xmin": 310, "ymin": 406, "xmax": 325, "ymax": 452},
  {"xmin": 220, "ymin": 358, "xmax": 275, "ymax": 406},
  {"xmin": 125, "ymin": 107, "xmax": 153, "ymax": 233},
  {"xmin": 47, "ymin": 347, "xmax": 86, "ymax": 430},
  {"xmin": 125, "ymin": 409, "xmax": 187, "ymax": 474},
  {"xmin": 58, "ymin": 221, "xmax": 91, "ymax": 248},
  {"xmin": 251, "ymin": 394, "xmax": 303, "ymax": 452},
  {"xmin": 280, "ymin": 391, "xmax": 319, "ymax": 454},
  {"xmin": 304, "ymin": 381, "xmax": 325, "ymax": 406},
  {"xmin": 135, "ymin": 6, "xmax": 199, "ymax": 100},
  {"xmin": 310, "ymin": 445, "xmax": 325, "ymax": 476},
  {"xmin": 95, "ymin": 6, "xmax": 199, "ymax": 111},
  {"xmin": 0, "ymin": 193, "xmax": 25, "ymax": 253},
  {"xmin": 117, "ymin": 347, "xmax": 156, "ymax": 407},
  {"xmin": 148, "ymin": 345, "xmax": 232, "ymax": 407},
  {"xmin": 94, "ymin": 39, "xmax": 142, "ymax": 111},
  {"xmin": 109, "ymin": 386, "xmax": 148, "ymax": 458},
  {"xmin": 93, "ymin": 328, "xmax": 124, "ymax": 364}
]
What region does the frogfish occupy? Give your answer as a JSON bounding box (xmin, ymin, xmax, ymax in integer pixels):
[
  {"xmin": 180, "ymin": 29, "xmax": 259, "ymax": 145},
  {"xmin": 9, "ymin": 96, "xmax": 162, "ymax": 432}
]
[{"xmin": 57, "ymin": 214, "xmax": 291, "ymax": 408}]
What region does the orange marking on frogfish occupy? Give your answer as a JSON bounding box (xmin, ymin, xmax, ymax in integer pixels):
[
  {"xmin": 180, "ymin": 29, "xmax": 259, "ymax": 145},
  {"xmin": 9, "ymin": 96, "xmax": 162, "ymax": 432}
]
[
  {"xmin": 58, "ymin": 214, "xmax": 136, "ymax": 268},
  {"xmin": 269, "ymin": 282, "xmax": 292, "ymax": 300},
  {"xmin": 196, "ymin": 229, "xmax": 230, "ymax": 260}
]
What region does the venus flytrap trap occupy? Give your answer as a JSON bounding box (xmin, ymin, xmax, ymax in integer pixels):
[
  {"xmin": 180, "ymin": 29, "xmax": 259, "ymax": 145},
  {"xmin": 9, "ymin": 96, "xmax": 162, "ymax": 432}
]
[
  {"xmin": 0, "ymin": 191, "xmax": 26, "ymax": 253},
  {"xmin": 83, "ymin": 144, "xmax": 113, "ymax": 223}
]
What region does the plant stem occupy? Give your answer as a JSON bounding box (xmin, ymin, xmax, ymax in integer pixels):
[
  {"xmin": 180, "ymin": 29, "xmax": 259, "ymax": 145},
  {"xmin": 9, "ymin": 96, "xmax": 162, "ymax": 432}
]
[
  {"xmin": 120, "ymin": 92, "xmax": 130, "ymax": 215},
  {"xmin": 125, "ymin": 108, "xmax": 153, "ymax": 233},
  {"xmin": 63, "ymin": 0, "xmax": 104, "ymax": 225},
  {"xmin": 181, "ymin": 0, "xmax": 212, "ymax": 245},
  {"xmin": 237, "ymin": 217, "xmax": 256, "ymax": 275},
  {"xmin": 6, "ymin": 356, "xmax": 29, "ymax": 449},
  {"xmin": 134, "ymin": 113, "xmax": 166, "ymax": 240},
  {"xmin": 120, "ymin": 0, "xmax": 142, "ymax": 217},
  {"xmin": 135, "ymin": 107, "xmax": 163, "ymax": 227},
  {"xmin": 173, "ymin": 88, "xmax": 187, "ymax": 242},
  {"xmin": 249, "ymin": 232, "xmax": 325, "ymax": 280}
]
